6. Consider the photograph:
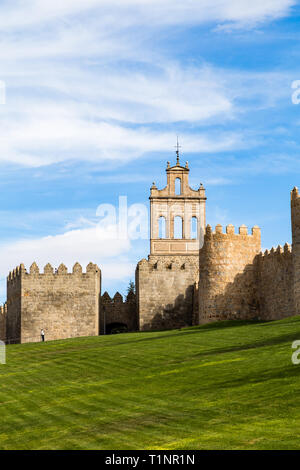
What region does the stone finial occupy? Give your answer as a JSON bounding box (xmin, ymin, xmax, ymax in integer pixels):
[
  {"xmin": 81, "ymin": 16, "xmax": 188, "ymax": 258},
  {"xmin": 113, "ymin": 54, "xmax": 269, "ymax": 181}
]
[
  {"xmin": 185, "ymin": 161, "xmax": 189, "ymax": 169},
  {"xmin": 167, "ymin": 161, "xmax": 170, "ymax": 169},
  {"xmin": 199, "ymin": 182, "xmax": 206, "ymax": 195},
  {"xmin": 276, "ymin": 245, "xmax": 284, "ymax": 254},
  {"xmin": 30, "ymin": 262, "xmax": 39, "ymax": 274},
  {"xmin": 270, "ymin": 247, "xmax": 275, "ymax": 254},
  {"xmin": 239, "ymin": 225, "xmax": 248, "ymax": 235},
  {"xmin": 284, "ymin": 242, "xmax": 291, "ymax": 254},
  {"xmin": 215, "ymin": 224, "xmax": 223, "ymax": 234},
  {"xmin": 206, "ymin": 224, "xmax": 212, "ymax": 235},
  {"xmin": 44, "ymin": 263, "xmax": 54, "ymax": 274},
  {"xmin": 151, "ymin": 182, "xmax": 157, "ymax": 190},
  {"xmin": 226, "ymin": 224, "xmax": 235, "ymax": 235},
  {"xmin": 72, "ymin": 262, "xmax": 82, "ymax": 274}
]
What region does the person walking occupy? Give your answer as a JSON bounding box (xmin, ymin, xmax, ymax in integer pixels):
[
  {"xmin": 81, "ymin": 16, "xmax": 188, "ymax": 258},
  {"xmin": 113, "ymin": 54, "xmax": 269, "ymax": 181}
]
[{"xmin": 41, "ymin": 329, "xmax": 45, "ymax": 342}]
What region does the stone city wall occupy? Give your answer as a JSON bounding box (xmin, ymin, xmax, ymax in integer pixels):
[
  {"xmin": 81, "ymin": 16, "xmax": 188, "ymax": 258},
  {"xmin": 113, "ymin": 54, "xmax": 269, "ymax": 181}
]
[
  {"xmin": 6, "ymin": 262, "xmax": 101, "ymax": 343},
  {"xmin": 199, "ymin": 224, "xmax": 261, "ymax": 323},
  {"xmin": 100, "ymin": 291, "xmax": 138, "ymax": 334},
  {"xmin": 254, "ymin": 245, "xmax": 294, "ymax": 320},
  {"xmin": 136, "ymin": 255, "xmax": 199, "ymax": 330},
  {"xmin": 291, "ymin": 187, "xmax": 300, "ymax": 316},
  {"xmin": 0, "ymin": 304, "xmax": 6, "ymax": 342}
]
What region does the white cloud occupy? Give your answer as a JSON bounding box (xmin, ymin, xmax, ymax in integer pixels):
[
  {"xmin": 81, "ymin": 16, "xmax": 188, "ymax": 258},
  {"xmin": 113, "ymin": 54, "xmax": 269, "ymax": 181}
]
[
  {"xmin": 0, "ymin": 1, "xmax": 295, "ymax": 32},
  {"xmin": 1, "ymin": 224, "xmax": 130, "ymax": 268},
  {"xmin": 0, "ymin": 220, "xmax": 133, "ymax": 301},
  {"xmin": 0, "ymin": 94, "xmax": 242, "ymax": 166},
  {"xmin": 0, "ymin": 0, "xmax": 294, "ymax": 168}
]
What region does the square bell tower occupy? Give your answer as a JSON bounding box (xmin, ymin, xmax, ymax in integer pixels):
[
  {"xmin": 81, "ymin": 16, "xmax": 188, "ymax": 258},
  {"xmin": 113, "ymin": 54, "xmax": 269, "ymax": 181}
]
[{"xmin": 150, "ymin": 146, "xmax": 206, "ymax": 256}]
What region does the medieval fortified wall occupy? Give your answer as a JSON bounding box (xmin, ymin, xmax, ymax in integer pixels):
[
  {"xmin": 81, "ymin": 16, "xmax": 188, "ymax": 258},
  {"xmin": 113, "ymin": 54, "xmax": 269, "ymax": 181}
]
[
  {"xmin": 291, "ymin": 186, "xmax": 300, "ymax": 316},
  {"xmin": 100, "ymin": 291, "xmax": 137, "ymax": 334},
  {"xmin": 198, "ymin": 224, "xmax": 294, "ymax": 323},
  {"xmin": 6, "ymin": 262, "xmax": 101, "ymax": 343},
  {"xmin": 136, "ymin": 255, "xmax": 199, "ymax": 330},
  {"xmin": 199, "ymin": 224, "xmax": 261, "ymax": 323},
  {"xmin": 1, "ymin": 156, "xmax": 300, "ymax": 343},
  {"xmin": 0, "ymin": 304, "xmax": 6, "ymax": 342}
]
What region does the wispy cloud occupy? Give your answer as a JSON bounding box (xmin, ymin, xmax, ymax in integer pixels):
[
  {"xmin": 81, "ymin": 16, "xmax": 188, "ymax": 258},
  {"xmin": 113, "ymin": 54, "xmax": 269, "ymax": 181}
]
[
  {"xmin": 0, "ymin": 1, "xmax": 296, "ymax": 169},
  {"xmin": 0, "ymin": 0, "xmax": 297, "ymax": 301},
  {"xmin": 0, "ymin": 219, "xmax": 133, "ymax": 299},
  {"xmin": 0, "ymin": 1, "xmax": 295, "ymax": 32},
  {"xmin": 0, "ymin": 97, "xmax": 244, "ymax": 166}
]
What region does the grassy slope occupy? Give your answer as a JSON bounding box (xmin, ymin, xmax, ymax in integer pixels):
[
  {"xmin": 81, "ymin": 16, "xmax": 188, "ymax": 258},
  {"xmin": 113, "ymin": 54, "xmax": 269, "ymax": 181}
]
[{"xmin": 0, "ymin": 317, "xmax": 300, "ymax": 450}]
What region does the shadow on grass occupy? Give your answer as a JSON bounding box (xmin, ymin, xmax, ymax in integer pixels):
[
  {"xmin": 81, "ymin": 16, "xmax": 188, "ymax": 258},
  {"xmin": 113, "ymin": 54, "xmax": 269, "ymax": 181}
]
[
  {"xmin": 185, "ymin": 320, "xmax": 266, "ymax": 331},
  {"xmin": 110, "ymin": 317, "xmax": 300, "ymax": 348},
  {"xmin": 191, "ymin": 331, "xmax": 300, "ymax": 359},
  {"xmin": 214, "ymin": 363, "xmax": 299, "ymax": 393},
  {"xmin": 11, "ymin": 317, "xmax": 300, "ymax": 358},
  {"xmin": 67, "ymin": 317, "xmax": 300, "ymax": 354}
]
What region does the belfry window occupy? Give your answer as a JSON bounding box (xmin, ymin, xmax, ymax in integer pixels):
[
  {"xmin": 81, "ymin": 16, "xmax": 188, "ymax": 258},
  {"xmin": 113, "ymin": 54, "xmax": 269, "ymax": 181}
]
[
  {"xmin": 174, "ymin": 216, "xmax": 183, "ymax": 239},
  {"xmin": 191, "ymin": 217, "xmax": 198, "ymax": 239},
  {"xmin": 158, "ymin": 216, "xmax": 166, "ymax": 238},
  {"xmin": 175, "ymin": 178, "xmax": 181, "ymax": 195}
]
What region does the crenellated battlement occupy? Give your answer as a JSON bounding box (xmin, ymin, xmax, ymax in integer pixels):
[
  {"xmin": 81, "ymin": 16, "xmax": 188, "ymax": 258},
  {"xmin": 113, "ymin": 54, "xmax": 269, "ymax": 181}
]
[
  {"xmin": 7, "ymin": 262, "xmax": 100, "ymax": 281},
  {"xmin": 205, "ymin": 224, "xmax": 261, "ymax": 239},
  {"xmin": 100, "ymin": 291, "xmax": 137, "ymax": 334},
  {"xmin": 254, "ymin": 242, "xmax": 294, "ymax": 321},
  {"xmin": 136, "ymin": 253, "xmax": 199, "ymax": 331},
  {"xmin": 137, "ymin": 255, "xmax": 199, "ymax": 272},
  {"xmin": 257, "ymin": 243, "xmax": 292, "ymax": 260},
  {"xmin": 3, "ymin": 165, "xmax": 300, "ymax": 342},
  {"xmin": 6, "ymin": 262, "xmax": 101, "ymax": 343}
]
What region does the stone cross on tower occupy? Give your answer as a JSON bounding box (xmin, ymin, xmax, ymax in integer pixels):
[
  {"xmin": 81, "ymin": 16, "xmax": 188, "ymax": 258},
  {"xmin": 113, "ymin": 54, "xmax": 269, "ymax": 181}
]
[{"xmin": 149, "ymin": 145, "xmax": 207, "ymax": 256}]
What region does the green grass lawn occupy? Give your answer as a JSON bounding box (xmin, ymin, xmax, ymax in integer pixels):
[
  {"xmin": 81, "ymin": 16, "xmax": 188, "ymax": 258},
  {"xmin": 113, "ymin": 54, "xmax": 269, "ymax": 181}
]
[{"xmin": 1, "ymin": 316, "xmax": 300, "ymax": 450}]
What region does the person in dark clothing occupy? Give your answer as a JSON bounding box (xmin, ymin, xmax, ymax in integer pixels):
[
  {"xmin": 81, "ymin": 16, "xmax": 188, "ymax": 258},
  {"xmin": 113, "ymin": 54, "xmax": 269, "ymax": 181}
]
[{"xmin": 41, "ymin": 329, "xmax": 45, "ymax": 342}]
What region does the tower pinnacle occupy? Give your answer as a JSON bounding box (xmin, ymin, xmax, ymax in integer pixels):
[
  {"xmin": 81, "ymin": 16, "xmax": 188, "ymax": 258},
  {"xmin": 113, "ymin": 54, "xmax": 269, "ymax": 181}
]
[{"xmin": 175, "ymin": 137, "xmax": 181, "ymax": 165}]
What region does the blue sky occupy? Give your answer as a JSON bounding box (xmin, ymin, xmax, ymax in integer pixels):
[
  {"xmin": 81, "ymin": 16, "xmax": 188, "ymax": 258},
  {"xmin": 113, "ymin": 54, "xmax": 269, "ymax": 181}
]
[{"xmin": 0, "ymin": 0, "xmax": 300, "ymax": 301}]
